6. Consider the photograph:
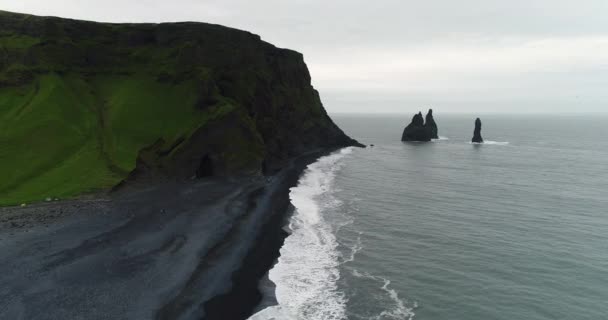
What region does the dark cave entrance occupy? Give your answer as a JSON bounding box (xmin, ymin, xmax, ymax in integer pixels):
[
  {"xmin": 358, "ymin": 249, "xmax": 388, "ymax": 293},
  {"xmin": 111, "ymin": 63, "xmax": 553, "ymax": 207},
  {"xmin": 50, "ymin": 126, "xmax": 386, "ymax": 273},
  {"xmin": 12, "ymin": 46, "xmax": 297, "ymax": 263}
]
[{"xmin": 196, "ymin": 154, "xmax": 214, "ymax": 178}]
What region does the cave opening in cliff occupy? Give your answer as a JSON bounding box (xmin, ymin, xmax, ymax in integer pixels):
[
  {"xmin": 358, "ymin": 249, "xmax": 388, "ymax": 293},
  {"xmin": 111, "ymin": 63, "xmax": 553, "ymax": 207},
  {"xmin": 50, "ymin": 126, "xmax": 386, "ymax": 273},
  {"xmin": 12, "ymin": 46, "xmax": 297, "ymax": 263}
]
[{"xmin": 196, "ymin": 154, "xmax": 214, "ymax": 178}]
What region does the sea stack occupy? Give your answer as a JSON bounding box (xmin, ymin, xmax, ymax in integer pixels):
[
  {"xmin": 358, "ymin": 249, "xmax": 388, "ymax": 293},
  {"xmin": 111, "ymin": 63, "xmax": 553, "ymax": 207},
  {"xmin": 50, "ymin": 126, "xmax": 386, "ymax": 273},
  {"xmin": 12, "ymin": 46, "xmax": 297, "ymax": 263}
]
[
  {"xmin": 425, "ymin": 109, "xmax": 439, "ymax": 139},
  {"xmin": 472, "ymin": 118, "xmax": 483, "ymax": 143},
  {"xmin": 401, "ymin": 109, "xmax": 439, "ymax": 142}
]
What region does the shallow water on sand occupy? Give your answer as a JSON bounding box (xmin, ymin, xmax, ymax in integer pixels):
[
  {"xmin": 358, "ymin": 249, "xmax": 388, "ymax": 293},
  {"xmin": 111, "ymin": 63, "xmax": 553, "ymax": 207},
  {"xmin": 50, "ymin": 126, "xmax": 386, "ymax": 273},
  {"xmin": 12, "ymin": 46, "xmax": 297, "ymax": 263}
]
[{"xmin": 252, "ymin": 114, "xmax": 608, "ymax": 320}]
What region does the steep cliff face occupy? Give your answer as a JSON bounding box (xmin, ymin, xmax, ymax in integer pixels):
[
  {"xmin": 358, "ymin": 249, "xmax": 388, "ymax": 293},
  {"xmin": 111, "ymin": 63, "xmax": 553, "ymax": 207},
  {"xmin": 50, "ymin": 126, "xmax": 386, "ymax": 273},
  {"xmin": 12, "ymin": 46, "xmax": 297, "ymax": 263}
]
[{"xmin": 0, "ymin": 11, "xmax": 360, "ymax": 205}]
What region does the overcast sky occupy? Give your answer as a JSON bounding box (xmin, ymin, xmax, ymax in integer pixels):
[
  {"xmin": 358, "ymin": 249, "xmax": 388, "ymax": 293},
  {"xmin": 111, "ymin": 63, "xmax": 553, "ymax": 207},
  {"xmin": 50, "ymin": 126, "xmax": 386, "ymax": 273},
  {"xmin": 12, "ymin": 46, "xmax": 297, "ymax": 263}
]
[{"xmin": 2, "ymin": 0, "xmax": 607, "ymax": 113}]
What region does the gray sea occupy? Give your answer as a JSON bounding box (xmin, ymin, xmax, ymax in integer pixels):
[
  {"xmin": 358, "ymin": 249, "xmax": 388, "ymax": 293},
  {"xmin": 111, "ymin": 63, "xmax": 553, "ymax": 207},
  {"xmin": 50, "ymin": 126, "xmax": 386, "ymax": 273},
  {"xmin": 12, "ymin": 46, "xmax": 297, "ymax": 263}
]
[{"xmin": 250, "ymin": 114, "xmax": 608, "ymax": 320}]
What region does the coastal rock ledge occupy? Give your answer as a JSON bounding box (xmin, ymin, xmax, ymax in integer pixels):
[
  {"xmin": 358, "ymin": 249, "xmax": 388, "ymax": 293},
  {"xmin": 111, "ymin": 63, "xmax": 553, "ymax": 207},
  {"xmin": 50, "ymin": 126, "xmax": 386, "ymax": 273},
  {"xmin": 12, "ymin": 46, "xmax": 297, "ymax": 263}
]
[{"xmin": 401, "ymin": 109, "xmax": 439, "ymax": 142}]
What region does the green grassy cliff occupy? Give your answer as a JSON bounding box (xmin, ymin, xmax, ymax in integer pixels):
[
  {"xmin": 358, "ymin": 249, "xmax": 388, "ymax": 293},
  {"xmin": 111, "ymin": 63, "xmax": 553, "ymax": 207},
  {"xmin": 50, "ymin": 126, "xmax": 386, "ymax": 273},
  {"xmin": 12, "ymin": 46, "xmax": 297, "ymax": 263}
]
[{"xmin": 0, "ymin": 11, "xmax": 360, "ymax": 206}]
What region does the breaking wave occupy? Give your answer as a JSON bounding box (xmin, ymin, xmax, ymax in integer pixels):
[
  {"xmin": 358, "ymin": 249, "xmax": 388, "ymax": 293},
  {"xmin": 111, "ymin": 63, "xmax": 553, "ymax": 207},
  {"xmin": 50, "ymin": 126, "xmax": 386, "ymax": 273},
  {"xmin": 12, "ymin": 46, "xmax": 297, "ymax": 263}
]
[{"xmin": 249, "ymin": 148, "xmax": 353, "ymax": 320}]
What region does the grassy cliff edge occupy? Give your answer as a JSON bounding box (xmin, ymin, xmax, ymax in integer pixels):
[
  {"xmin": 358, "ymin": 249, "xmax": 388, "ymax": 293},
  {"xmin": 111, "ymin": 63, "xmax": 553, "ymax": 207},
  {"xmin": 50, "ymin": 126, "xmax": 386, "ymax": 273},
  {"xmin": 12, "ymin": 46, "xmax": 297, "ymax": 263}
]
[{"xmin": 0, "ymin": 10, "xmax": 360, "ymax": 206}]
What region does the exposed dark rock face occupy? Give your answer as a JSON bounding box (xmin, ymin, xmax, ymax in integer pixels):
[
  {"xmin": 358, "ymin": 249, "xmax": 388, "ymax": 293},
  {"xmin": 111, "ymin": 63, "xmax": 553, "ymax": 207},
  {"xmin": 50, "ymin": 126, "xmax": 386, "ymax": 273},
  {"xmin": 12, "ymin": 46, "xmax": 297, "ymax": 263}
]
[
  {"xmin": 401, "ymin": 109, "xmax": 439, "ymax": 142},
  {"xmin": 472, "ymin": 118, "xmax": 483, "ymax": 143},
  {"xmin": 425, "ymin": 109, "xmax": 439, "ymax": 139},
  {"xmin": 401, "ymin": 112, "xmax": 429, "ymax": 142}
]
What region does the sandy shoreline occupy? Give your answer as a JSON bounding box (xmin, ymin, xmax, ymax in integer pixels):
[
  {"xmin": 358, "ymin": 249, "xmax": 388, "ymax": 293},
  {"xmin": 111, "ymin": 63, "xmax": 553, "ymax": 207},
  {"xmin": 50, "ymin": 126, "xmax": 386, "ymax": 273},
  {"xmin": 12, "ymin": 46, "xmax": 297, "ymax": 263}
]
[{"xmin": 0, "ymin": 149, "xmax": 334, "ymax": 320}]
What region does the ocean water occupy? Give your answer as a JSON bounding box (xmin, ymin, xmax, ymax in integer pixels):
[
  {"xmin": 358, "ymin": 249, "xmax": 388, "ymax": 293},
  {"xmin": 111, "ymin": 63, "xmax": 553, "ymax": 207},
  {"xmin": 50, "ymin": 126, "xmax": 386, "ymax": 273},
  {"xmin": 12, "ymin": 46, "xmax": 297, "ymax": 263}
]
[{"xmin": 250, "ymin": 114, "xmax": 608, "ymax": 320}]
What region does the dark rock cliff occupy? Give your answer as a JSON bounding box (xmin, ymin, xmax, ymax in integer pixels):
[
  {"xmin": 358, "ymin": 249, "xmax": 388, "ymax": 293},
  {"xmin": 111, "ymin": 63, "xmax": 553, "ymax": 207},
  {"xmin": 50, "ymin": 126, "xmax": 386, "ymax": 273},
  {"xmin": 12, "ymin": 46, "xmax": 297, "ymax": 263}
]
[
  {"xmin": 401, "ymin": 109, "xmax": 438, "ymax": 142},
  {"xmin": 472, "ymin": 118, "xmax": 483, "ymax": 143},
  {"xmin": 0, "ymin": 10, "xmax": 361, "ymax": 202}
]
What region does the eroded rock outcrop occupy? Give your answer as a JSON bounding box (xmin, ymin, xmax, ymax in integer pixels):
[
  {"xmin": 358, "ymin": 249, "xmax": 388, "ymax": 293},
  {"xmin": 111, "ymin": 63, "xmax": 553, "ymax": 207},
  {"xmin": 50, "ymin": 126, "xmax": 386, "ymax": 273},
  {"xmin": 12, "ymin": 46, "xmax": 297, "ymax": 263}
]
[
  {"xmin": 472, "ymin": 118, "xmax": 483, "ymax": 143},
  {"xmin": 401, "ymin": 109, "xmax": 439, "ymax": 142},
  {"xmin": 425, "ymin": 109, "xmax": 439, "ymax": 139}
]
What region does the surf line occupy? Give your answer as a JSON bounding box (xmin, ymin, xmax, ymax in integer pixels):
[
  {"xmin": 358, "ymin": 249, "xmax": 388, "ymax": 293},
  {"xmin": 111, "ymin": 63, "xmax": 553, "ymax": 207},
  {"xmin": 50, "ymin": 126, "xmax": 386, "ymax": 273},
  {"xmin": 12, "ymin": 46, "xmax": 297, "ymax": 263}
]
[{"xmin": 250, "ymin": 148, "xmax": 353, "ymax": 320}]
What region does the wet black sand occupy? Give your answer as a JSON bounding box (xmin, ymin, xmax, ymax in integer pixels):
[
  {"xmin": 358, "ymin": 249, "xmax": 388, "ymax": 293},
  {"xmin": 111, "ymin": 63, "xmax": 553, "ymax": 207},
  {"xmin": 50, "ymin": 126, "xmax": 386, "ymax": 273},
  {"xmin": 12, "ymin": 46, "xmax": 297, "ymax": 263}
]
[{"xmin": 0, "ymin": 151, "xmax": 329, "ymax": 320}]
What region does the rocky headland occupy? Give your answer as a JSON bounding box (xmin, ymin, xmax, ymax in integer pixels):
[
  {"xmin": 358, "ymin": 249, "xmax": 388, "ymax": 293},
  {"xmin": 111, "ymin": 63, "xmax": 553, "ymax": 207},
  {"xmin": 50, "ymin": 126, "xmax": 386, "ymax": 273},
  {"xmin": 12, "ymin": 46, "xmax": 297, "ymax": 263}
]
[
  {"xmin": 0, "ymin": 10, "xmax": 362, "ymax": 320},
  {"xmin": 0, "ymin": 10, "xmax": 362, "ymax": 206},
  {"xmin": 401, "ymin": 109, "xmax": 439, "ymax": 142}
]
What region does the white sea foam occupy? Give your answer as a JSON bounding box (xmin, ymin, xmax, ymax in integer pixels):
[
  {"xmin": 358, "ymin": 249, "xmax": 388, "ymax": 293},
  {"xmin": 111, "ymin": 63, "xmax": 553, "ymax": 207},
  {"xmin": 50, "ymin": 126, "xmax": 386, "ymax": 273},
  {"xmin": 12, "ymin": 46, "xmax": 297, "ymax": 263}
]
[
  {"xmin": 470, "ymin": 140, "xmax": 509, "ymax": 145},
  {"xmin": 339, "ymin": 233, "xmax": 362, "ymax": 265},
  {"xmin": 430, "ymin": 136, "xmax": 449, "ymax": 143},
  {"xmin": 351, "ymin": 270, "xmax": 416, "ymax": 320},
  {"xmin": 249, "ymin": 148, "xmax": 353, "ymax": 320}
]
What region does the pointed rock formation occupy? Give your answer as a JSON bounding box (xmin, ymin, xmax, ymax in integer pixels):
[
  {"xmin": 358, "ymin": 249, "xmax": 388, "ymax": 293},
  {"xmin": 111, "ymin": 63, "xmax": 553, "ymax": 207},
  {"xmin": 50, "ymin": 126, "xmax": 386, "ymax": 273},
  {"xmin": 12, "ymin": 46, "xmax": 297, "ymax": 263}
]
[
  {"xmin": 472, "ymin": 118, "xmax": 483, "ymax": 143},
  {"xmin": 401, "ymin": 112, "xmax": 429, "ymax": 141},
  {"xmin": 425, "ymin": 109, "xmax": 439, "ymax": 139},
  {"xmin": 401, "ymin": 109, "xmax": 439, "ymax": 142}
]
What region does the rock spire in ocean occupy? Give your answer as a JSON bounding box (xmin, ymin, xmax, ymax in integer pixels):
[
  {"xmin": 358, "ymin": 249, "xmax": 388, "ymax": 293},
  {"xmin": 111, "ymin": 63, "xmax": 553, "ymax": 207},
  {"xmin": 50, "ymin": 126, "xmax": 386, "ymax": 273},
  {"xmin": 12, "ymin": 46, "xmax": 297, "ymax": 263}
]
[
  {"xmin": 401, "ymin": 109, "xmax": 439, "ymax": 142},
  {"xmin": 425, "ymin": 109, "xmax": 439, "ymax": 139},
  {"xmin": 472, "ymin": 118, "xmax": 483, "ymax": 143}
]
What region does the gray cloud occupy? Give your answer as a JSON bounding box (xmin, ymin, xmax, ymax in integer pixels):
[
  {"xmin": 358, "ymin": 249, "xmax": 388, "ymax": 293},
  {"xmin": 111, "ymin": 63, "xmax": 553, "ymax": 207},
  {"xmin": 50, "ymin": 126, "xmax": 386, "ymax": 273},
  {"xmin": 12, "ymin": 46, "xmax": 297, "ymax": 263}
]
[{"xmin": 1, "ymin": 0, "xmax": 607, "ymax": 113}]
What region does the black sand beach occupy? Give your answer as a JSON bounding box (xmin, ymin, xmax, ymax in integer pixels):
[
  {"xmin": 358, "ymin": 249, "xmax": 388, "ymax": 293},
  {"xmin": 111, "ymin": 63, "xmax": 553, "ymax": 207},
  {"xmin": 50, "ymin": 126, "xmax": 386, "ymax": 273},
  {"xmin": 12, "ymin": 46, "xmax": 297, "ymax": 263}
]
[{"xmin": 0, "ymin": 151, "xmax": 330, "ymax": 320}]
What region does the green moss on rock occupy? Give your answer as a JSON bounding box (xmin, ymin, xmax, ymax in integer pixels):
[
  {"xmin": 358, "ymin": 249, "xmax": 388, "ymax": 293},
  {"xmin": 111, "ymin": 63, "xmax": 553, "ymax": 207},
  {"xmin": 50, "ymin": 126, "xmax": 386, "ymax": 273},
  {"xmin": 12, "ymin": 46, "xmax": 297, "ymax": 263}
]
[{"xmin": 0, "ymin": 10, "xmax": 359, "ymax": 206}]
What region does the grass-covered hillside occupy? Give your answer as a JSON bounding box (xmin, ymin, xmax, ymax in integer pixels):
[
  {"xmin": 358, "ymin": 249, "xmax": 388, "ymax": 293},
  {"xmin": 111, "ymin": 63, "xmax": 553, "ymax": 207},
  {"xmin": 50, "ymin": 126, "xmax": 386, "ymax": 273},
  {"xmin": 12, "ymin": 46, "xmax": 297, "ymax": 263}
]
[{"xmin": 0, "ymin": 11, "xmax": 359, "ymax": 206}]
